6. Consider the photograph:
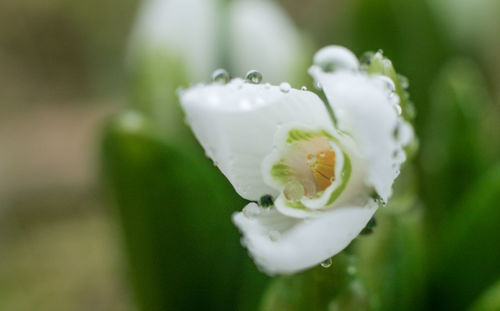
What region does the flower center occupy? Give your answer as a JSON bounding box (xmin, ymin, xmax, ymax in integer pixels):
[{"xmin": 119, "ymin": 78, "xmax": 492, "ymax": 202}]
[
  {"xmin": 307, "ymin": 149, "xmax": 336, "ymax": 191},
  {"xmin": 281, "ymin": 136, "xmax": 337, "ymax": 201}
]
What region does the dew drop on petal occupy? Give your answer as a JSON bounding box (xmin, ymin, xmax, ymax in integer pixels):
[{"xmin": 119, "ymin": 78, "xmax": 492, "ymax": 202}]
[
  {"xmin": 302, "ymin": 180, "xmax": 317, "ymax": 198},
  {"xmin": 394, "ymin": 103, "xmax": 402, "ymax": 115},
  {"xmin": 268, "ymin": 230, "xmax": 281, "ymax": 241},
  {"xmin": 301, "ymin": 86, "xmax": 308, "ymax": 91},
  {"xmin": 211, "ymin": 68, "xmax": 229, "ymax": 84},
  {"xmin": 398, "ymin": 74, "xmax": 409, "ymax": 89},
  {"xmin": 280, "ymin": 82, "xmax": 291, "ymax": 93},
  {"xmin": 259, "ymin": 194, "xmax": 274, "ymax": 207},
  {"xmin": 375, "ymin": 75, "xmax": 396, "ymax": 93},
  {"xmin": 245, "ymin": 70, "xmax": 262, "ymax": 84},
  {"xmin": 321, "ymin": 257, "xmax": 333, "ymax": 268},
  {"xmin": 264, "ymin": 82, "xmax": 271, "ymax": 89},
  {"xmin": 313, "ymin": 46, "xmax": 360, "ymax": 72},
  {"xmin": 284, "ymin": 180, "xmax": 304, "ymax": 201},
  {"xmin": 243, "ymin": 204, "xmax": 261, "ymax": 217}
]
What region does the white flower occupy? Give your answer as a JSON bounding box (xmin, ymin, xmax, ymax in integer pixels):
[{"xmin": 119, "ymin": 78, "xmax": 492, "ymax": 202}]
[
  {"xmin": 179, "ymin": 46, "xmax": 414, "ymax": 275},
  {"xmin": 128, "ymin": 0, "xmax": 305, "ymax": 83}
]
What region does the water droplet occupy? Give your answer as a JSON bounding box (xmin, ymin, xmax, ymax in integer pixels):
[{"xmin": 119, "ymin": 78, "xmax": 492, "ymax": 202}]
[
  {"xmin": 313, "ymin": 46, "xmax": 360, "ymax": 72},
  {"xmin": 321, "ymin": 258, "xmax": 332, "ymax": 268},
  {"xmin": 259, "ymin": 194, "xmax": 274, "ymax": 207},
  {"xmin": 269, "ymin": 230, "xmax": 281, "ymax": 241},
  {"xmin": 211, "ymin": 68, "xmax": 229, "ymax": 83},
  {"xmin": 307, "ymin": 154, "xmax": 316, "ymax": 164},
  {"xmin": 243, "ymin": 204, "xmax": 261, "ymax": 217},
  {"xmin": 398, "ymin": 74, "xmax": 409, "ymax": 89},
  {"xmin": 375, "ymin": 75, "xmax": 396, "ymax": 93},
  {"xmin": 245, "ymin": 70, "xmax": 262, "ymax": 84},
  {"xmin": 314, "ymin": 81, "xmax": 322, "ymax": 90},
  {"xmin": 264, "ymin": 82, "xmax": 271, "ymax": 89},
  {"xmin": 301, "ymin": 86, "xmax": 308, "ymax": 91},
  {"xmin": 284, "ymin": 180, "xmax": 304, "ymax": 201},
  {"xmin": 394, "ymin": 103, "xmax": 402, "ymax": 115},
  {"xmin": 302, "ymin": 180, "xmax": 317, "ymax": 198},
  {"xmin": 280, "ymin": 82, "xmax": 291, "ymax": 93}
]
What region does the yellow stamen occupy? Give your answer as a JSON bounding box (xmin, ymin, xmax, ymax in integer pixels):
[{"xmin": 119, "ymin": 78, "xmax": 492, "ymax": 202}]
[{"xmin": 307, "ymin": 150, "xmax": 336, "ymax": 191}]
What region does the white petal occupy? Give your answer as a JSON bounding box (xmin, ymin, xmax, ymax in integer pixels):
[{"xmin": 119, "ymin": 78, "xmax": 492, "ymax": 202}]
[
  {"xmin": 228, "ymin": 0, "xmax": 304, "ymax": 84},
  {"xmin": 312, "ymin": 45, "xmax": 360, "ymax": 72},
  {"xmin": 233, "ymin": 201, "xmax": 378, "ymax": 275},
  {"xmin": 179, "ymin": 80, "xmax": 334, "ymax": 201},
  {"xmin": 309, "ymin": 66, "xmax": 404, "ymax": 202},
  {"xmin": 127, "ymin": 0, "xmax": 218, "ymax": 80}
]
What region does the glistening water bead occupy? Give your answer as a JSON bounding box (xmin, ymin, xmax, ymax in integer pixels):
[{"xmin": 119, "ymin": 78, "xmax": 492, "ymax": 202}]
[
  {"xmin": 211, "ymin": 69, "xmax": 230, "ymax": 84},
  {"xmin": 280, "ymin": 82, "xmax": 291, "ymax": 93},
  {"xmin": 246, "ymin": 70, "xmax": 263, "ymax": 84},
  {"xmin": 321, "ymin": 258, "xmax": 333, "ymax": 268}
]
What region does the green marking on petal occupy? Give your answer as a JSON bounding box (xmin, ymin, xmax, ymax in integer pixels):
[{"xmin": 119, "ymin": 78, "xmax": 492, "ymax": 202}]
[
  {"xmin": 270, "ymin": 160, "xmax": 294, "ymax": 183},
  {"xmin": 327, "ymin": 152, "xmax": 352, "ymax": 205},
  {"xmin": 286, "ymin": 129, "xmax": 316, "ymax": 143},
  {"xmin": 285, "ymin": 128, "xmax": 337, "ymax": 144},
  {"xmin": 285, "ymin": 200, "xmax": 308, "ymax": 210}
]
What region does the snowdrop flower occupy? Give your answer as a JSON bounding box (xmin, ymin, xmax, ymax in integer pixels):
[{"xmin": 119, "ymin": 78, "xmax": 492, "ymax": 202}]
[
  {"xmin": 179, "ymin": 46, "xmax": 414, "ymax": 275},
  {"xmin": 128, "ymin": 0, "xmax": 305, "ymax": 83}
]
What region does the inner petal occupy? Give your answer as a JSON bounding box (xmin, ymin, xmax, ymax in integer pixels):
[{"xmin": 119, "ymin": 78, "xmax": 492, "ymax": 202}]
[{"xmin": 282, "ymin": 136, "xmax": 337, "ymax": 199}]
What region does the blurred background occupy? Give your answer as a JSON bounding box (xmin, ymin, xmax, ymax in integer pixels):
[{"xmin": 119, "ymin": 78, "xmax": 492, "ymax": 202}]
[{"xmin": 0, "ymin": 0, "xmax": 499, "ymax": 310}]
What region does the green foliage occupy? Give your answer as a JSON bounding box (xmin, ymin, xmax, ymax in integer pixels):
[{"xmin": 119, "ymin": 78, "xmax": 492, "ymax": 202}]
[
  {"xmin": 260, "ymin": 255, "xmax": 366, "ymax": 311},
  {"xmin": 128, "ymin": 50, "xmax": 191, "ymax": 142},
  {"xmin": 420, "ymin": 59, "xmax": 491, "ymax": 224},
  {"xmin": 355, "ymin": 168, "xmax": 426, "ymax": 311},
  {"xmin": 428, "ymin": 162, "xmax": 500, "ymax": 311},
  {"xmin": 468, "ymin": 279, "xmax": 500, "ymax": 311},
  {"xmin": 100, "ymin": 110, "xmax": 266, "ymax": 311}
]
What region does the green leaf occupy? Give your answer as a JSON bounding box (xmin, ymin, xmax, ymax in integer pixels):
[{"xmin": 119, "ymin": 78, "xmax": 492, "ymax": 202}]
[
  {"xmin": 467, "ymin": 279, "xmax": 500, "ymax": 311},
  {"xmin": 100, "ymin": 110, "xmax": 264, "ymax": 311},
  {"xmin": 420, "ymin": 59, "xmax": 491, "ymax": 224},
  {"xmin": 260, "ymin": 255, "xmax": 360, "ymax": 311},
  {"xmin": 128, "ymin": 49, "xmax": 191, "ymax": 142},
  {"xmin": 429, "ymin": 162, "xmax": 500, "ymax": 311},
  {"xmin": 354, "ymin": 189, "xmax": 426, "ymax": 311}
]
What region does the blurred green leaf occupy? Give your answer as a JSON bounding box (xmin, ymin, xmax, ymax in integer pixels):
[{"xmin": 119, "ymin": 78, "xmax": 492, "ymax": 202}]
[
  {"xmin": 428, "ymin": 162, "xmax": 500, "ymax": 311},
  {"xmin": 128, "ymin": 50, "xmax": 191, "ymax": 142},
  {"xmin": 355, "ymin": 169, "xmax": 426, "ymax": 311},
  {"xmin": 421, "ymin": 59, "xmax": 491, "ymax": 224},
  {"xmin": 348, "ymin": 0, "xmax": 450, "ymax": 120},
  {"xmin": 260, "ymin": 255, "xmax": 355, "ymax": 311},
  {"xmin": 467, "ymin": 279, "xmax": 500, "ymax": 311},
  {"xmin": 100, "ymin": 110, "xmax": 265, "ymax": 311}
]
